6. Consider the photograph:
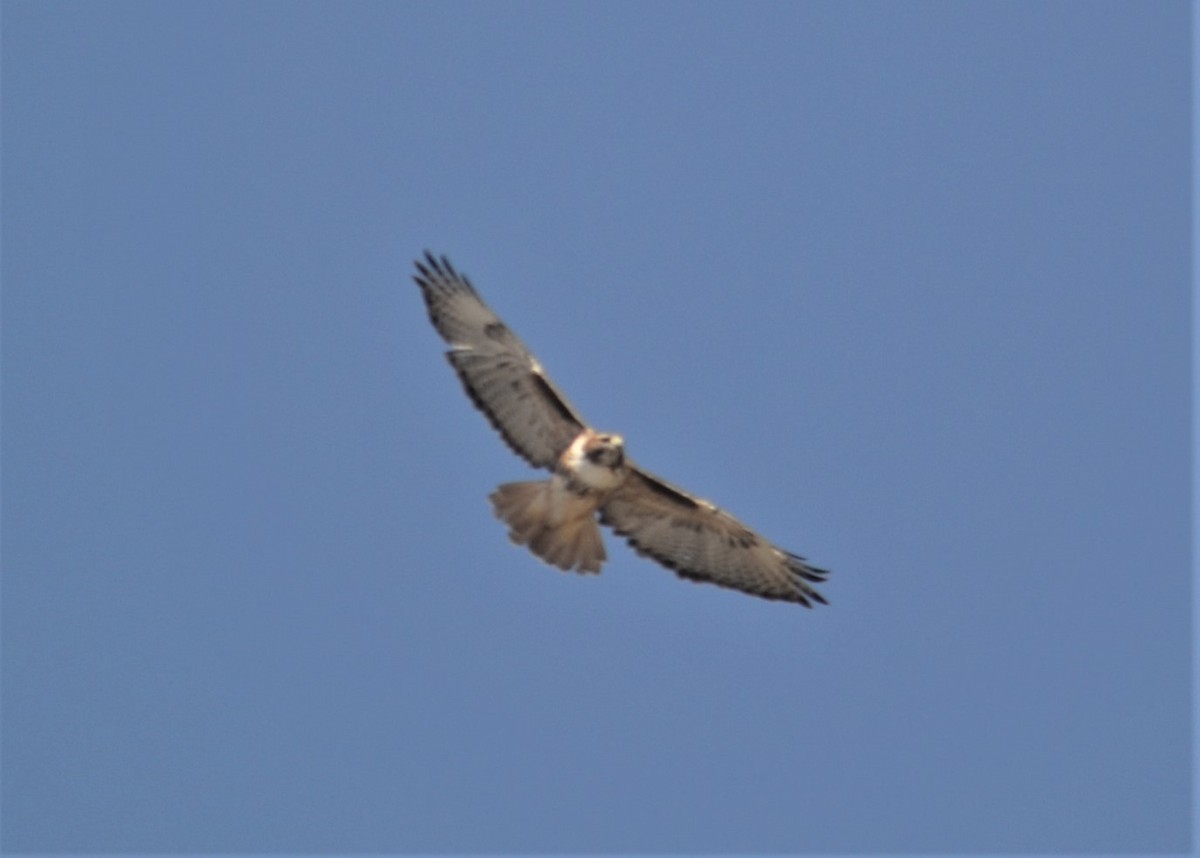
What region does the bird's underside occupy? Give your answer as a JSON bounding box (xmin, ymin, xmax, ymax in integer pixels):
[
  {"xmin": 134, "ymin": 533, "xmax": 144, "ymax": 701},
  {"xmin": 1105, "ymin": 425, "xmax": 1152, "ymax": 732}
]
[{"xmin": 413, "ymin": 251, "xmax": 829, "ymax": 606}]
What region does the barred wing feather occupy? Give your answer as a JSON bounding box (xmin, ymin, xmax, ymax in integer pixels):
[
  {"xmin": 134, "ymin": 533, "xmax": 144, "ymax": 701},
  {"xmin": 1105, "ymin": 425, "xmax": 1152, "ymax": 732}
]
[
  {"xmin": 599, "ymin": 466, "xmax": 829, "ymax": 606},
  {"xmin": 413, "ymin": 252, "xmax": 587, "ymax": 469}
]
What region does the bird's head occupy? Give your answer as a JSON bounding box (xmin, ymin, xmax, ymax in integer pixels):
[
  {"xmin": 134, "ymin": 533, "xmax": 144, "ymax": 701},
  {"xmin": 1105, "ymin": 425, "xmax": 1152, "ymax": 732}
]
[{"xmin": 584, "ymin": 432, "xmax": 625, "ymax": 468}]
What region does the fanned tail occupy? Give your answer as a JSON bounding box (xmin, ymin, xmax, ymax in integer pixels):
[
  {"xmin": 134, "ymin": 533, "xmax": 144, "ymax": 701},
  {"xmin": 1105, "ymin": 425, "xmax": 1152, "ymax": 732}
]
[{"xmin": 489, "ymin": 480, "xmax": 606, "ymax": 574}]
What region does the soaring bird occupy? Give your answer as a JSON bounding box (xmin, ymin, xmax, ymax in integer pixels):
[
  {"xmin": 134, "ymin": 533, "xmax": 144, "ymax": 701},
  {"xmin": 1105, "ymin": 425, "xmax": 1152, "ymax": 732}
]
[{"xmin": 413, "ymin": 252, "xmax": 829, "ymax": 606}]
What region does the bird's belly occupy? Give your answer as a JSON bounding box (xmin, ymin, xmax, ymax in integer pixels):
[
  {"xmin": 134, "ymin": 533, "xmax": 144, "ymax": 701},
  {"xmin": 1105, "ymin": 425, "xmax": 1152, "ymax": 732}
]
[
  {"xmin": 545, "ymin": 474, "xmax": 606, "ymax": 524},
  {"xmin": 565, "ymin": 457, "xmax": 624, "ymax": 492}
]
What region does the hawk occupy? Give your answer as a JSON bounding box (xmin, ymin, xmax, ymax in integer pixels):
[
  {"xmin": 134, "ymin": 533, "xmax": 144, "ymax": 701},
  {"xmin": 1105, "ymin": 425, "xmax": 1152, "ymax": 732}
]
[{"xmin": 413, "ymin": 252, "xmax": 829, "ymax": 606}]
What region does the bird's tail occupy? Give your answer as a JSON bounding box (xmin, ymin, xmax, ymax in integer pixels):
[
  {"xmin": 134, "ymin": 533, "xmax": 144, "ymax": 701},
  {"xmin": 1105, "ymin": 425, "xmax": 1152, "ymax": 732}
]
[{"xmin": 489, "ymin": 480, "xmax": 606, "ymax": 574}]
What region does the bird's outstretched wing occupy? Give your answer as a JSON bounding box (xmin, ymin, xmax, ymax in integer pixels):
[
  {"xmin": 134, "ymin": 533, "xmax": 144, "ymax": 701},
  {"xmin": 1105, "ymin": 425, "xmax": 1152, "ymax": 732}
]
[
  {"xmin": 598, "ymin": 465, "xmax": 829, "ymax": 606},
  {"xmin": 413, "ymin": 252, "xmax": 588, "ymax": 469}
]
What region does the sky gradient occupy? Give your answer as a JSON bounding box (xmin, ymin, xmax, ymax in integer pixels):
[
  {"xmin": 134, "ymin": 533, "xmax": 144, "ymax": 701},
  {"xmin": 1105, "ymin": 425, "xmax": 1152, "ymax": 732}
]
[{"xmin": 2, "ymin": 1, "xmax": 1192, "ymax": 853}]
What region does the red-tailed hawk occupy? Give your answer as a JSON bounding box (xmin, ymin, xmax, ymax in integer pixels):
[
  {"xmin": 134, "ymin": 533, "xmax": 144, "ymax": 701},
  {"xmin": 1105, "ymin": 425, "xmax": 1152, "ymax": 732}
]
[{"xmin": 413, "ymin": 252, "xmax": 829, "ymax": 606}]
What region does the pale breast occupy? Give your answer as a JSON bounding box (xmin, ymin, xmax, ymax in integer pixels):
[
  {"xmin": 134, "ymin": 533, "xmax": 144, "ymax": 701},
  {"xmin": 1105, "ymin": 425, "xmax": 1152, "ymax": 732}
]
[{"xmin": 559, "ymin": 432, "xmax": 626, "ymax": 493}]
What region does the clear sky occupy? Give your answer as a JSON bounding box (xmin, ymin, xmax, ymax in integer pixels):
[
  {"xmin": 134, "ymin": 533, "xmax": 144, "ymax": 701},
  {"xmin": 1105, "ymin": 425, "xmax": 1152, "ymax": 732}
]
[{"xmin": 2, "ymin": 1, "xmax": 1191, "ymax": 854}]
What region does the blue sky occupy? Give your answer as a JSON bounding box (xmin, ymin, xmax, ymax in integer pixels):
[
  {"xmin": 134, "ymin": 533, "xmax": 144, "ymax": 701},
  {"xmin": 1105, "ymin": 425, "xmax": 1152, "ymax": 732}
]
[{"xmin": 2, "ymin": 1, "xmax": 1191, "ymax": 853}]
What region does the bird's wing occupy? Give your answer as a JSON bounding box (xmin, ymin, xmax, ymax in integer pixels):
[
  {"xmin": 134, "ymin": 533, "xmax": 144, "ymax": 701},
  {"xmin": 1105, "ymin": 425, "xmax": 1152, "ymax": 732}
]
[
  {"xmin": 599, "ymin": 464, "xmax": 829, "ymax": 606},
  {"xmin": 414, "ymin": 252, "xmax": 588, "ymax": 469}
]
